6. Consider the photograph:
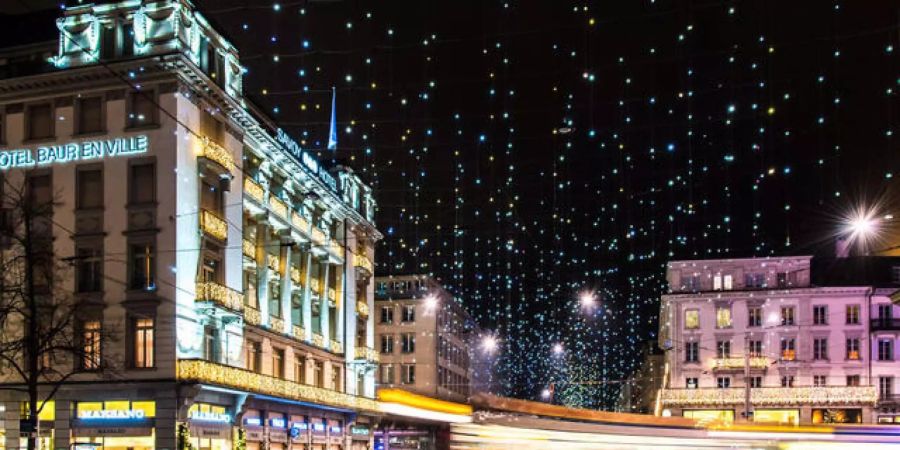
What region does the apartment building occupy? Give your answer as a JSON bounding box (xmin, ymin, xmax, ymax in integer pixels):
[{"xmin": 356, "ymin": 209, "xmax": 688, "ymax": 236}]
[
  {"xmin": 374, "ymin": 275, "xmax": 476, "ymax": 403},
  {"xmin": 0, "ymin": 2, "xmax": 380, "ymax": 450},
  {"xmin": 658, "ymin": 256, "xmax": 900, "ymax": 425}
]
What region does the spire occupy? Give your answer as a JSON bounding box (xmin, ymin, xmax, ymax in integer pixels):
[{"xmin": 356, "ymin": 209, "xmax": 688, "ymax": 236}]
[{"xmin": 327, "ymin": 86, "xmax": 338, "ymax": 151}]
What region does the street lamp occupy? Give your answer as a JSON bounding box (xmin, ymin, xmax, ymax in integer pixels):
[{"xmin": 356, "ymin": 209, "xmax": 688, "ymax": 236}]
[
  {"xmin": 481, "ymin": 335, "xmax": 499, "ymax": 353},
  {"xmin": 552, "ymin": 343, "xmax": 564, "ymax": 355},
  {"xmin": 579, "ymin": 291, "xmax": 596, "ymax": 308},
  {"xmin": 423, "ymin": 294, "xmax": 439, "ymax": 312}
]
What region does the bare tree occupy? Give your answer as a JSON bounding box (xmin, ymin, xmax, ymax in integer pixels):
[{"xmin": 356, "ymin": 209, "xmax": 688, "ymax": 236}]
[{"xmin": 0, "ymin": 175, "xmax": 117, "ymax": 450}]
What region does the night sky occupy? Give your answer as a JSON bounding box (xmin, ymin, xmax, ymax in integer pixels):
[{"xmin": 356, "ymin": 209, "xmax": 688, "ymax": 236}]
[{"xmin": 58, "ymin": 0, "xmax": 900, "ymax": 407}]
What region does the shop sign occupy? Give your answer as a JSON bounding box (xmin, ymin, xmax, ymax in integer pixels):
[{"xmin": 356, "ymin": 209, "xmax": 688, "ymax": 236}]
[
  {"xmin": 245, "ymin": 430, "xmax": 264, "ymax": 441},
  {"xmin": 329, "ymin": 425, "xmax": 342, "ymax": 434},
  {"xmin": 269, "ymin": 418, "xmax": 287, "ymax": 428},
  {"xmin": 78, "ymin": 409, "xmax": 146, "ymax": 420},
  {"xmin": 189, "ymin": 411, "xmax": 231, "ymax": 423},
  {"xmin": 244, "ymin": 417, "xmax": 262, "ymax": 427},
  {"xmin": 311, "ymin": 422, "xmax": 326, "ymax": 434},
  {"xmin": 289, "ymin": 423, "xmax": 308, "ymax": 441},
  {"xmin": 191, "ymin": 426, "xmax": 229, "ymax": 439},
  {"xmin": 350, "ymin": 425, "xmax": 370, "ymax": 438},
  {"xmin": 0, "ymin": 135, "xmax": 149, "ymax": 170},
  {"xmin": 78, "ymin": 427, "xmax": 153, "ymax": 437}
]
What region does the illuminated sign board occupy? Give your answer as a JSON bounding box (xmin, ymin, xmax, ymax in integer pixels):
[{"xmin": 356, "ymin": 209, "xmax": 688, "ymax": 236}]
[
  {"xmin": 189, "ymin": 411, "xmax": 231, "ymax": 423},
  {"xmin": 311, "ymin": 422, "xmax": 326, "ymax": 433},
  {"xmin": 350, "ymin": 425, "xmax": 370, "ymax": 436},
  {"xmin": 78, "ymin": 409, "xmax": 146, "ymax": 420},
  {"xmin": 244, "ymin": 417, "xmax": 262, "ymax": 427},
  {"xmin": 275, "ymin": 128, "xmax": 337, "ymax": 191},
  {"xmin": 0, "ymin": 135, "xmax": 149, "ymax": 170},
  {"xmin": 329, "ymin": 425, "xmax": 342, "ymax": 434},
  {"xmin": 269, "ymin": 418, "xmax": 287, "ymax": 428}
]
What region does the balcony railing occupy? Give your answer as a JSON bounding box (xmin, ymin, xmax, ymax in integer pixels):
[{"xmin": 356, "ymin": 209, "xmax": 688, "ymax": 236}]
[
  {"xmin": 200, "ymin": 209, "xmax": 228, "ymax": 241},
  {"xmin": 871, "ymin": 318, "xmax": 900, "ymax": 331},
  {"xmin": 196, "ymin": 281, "xmax": 243, "ymax": 312},
  {"xmin": 269, "ymin": 195, "xmax": 289, "ymax": 219},
  {"xmin": 292, "ymin": 325, "xmax": 306, "ymax": 341},
  {"xmin": 353, "ymin": 253, "xmax": 374, "ymax": 274},
  {"xmin": 357, "ymin": 300, "xmax": 370, "ymax": 317},
  {"xmin": 176, "ymin": 359, "xmax": 378, "ymax": 412},
  {"xmin": 312, "ymin": 333, "xmax": 325, "ymax": 348},
  {"xmin": 291, "ymin": 212, "xmax": 310, "ymax": 234},
  {"xmin": 354, "ymin": 346, "xmax": 379, "ymax": 363},
  {"xmin": 713, "ymin": 357, "xmax": 769, "ymax": 371},
  {"xmin": 311, "ymin": 227, "xmax": 327, "ymax": 245},
  {"xmin": 879, "ymin": 394, "xmax": 900, "ymax": 405},
  {"xmin": 198, "ymin": 138, "xmax": 234, "ymax": 172},
  {"xmin": 242, "ymin": 238, "xmax": 256, "ymax": 259},
  {"xmin": 244, "ymin": 306, "xmax": 261, "ymax": 326},
  {"xmin": 660, "ymin": 386, "xmax": 878, "ymax": 408},
  {"xmin": 329, "ymin": 340, "xmax": 343, "ymax": 354},
  {"xmin": 290, "ymin": 267, "xmax": 303, "ymax": 285},
  {"xmin": 310, "ymin": 279, "xmax": 321, "ymax": 296},
  {"xmin": 328, "ymin": 288, "xmax": 337, "ymax": 302},
  {"xmin": 267, "ymin": 254, "xmax": 280, "ymax": 271},
  {"xmin": 269, "ymin": 316, "xmax": 285, "ymax": 334},
  {"xmin": 244, "ymin": 177, "xmax": 265, "ymax": 204}
]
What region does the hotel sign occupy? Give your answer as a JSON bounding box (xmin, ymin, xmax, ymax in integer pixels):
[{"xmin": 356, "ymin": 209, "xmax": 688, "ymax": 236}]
[
  {"xmin": 275, "ymin": 128, "xmax": 337, "ymax": 191},
  {"xmin": 0, "ymin": 135, "xmax": 149, "ymax": 170},
  {"xmin": 78, "ymin": 409, "xmax": 146, "ymax": 420}
]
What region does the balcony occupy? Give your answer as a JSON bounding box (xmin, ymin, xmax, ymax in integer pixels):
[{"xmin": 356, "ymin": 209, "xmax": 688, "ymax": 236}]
[
  {"xmin": 329, "ymin": 340, "xmax": 343, "ymax": 354},
  {"xmin": 196, "ymin": 281, "xmax": 243, "ymax": 313},
  {"xmin": 357, "ymin": 300, "xmax": 370, "ymax": 317},
  {"xmin": 311, "ymin": 227, "xmax": 327, "ymax": 247},
  {"xmin": 871, "ymin": 318, "xmax": 900, "ymax": 331},
  {"xmin": 290, "ymin": 267, "xmax": 303, "ymax": 285},
  {"xmin": 327, "ymin": 239, "xmax": 344, "ymax": 263},
  {"xmin": 353, "ymin": 253, "xmax": 374, "ymax": 276},
  {"xmin": 198, "ymin": 138, "xmax": 234, "ymax": 173},
  {"xmin": 176, "ymin": 359, "xmax": 378, "ymax": 412},
  {"xmin": 267, "ymin": 254, "xmax": 280, "ymax": 271},
  {"xmin": 712, "ymin": 357, "xmax": 769, "ymax": 372},
  {"xmin": 310, "ymin": 279, "xmax": 321, "ymax": 297},
  {"xmin": 879, "ymin": 395, "xmax": 900, "ymax": 406},
  {"xmin": 327, "ymin": 287, "xmax": 337, "ymax": 303},
  {"xmin": 354, "ymin": 346, "xmax": 379, "ymax": 364},
  {"xmin": 244, "ymin": 306, "xmax": 261, "ymax": 326},
  {"xmin": 660, "ymin": 386, "xmax": 878, "ymax": 408},
  {"xmin": 242, "ymin": 238, "xmax": 256, "ymax": 259},
  {"xmin": 269, "ymin": 316, "xmax": 285, "ymax": 334},
  {"xmin": 269, "ymin": 195, "xmax": 289, "ymax": 219},
  {"xmin": 244, "ymin": 177, "xmax": 265, "ymax": 204},
  {"xmin": 200, "ymin": 209, "xmax": 228, "ymax": 241},
  {"xmin": 291, "ymin": 212, "xmax": 311, "ymax": 235},
  {"xmin": 312, "ymin": 333, "xmax": 325, "ymax": 348},
  {"xmin": 292, "ymin": 325, "xmax": 306, "ymax": 341}
]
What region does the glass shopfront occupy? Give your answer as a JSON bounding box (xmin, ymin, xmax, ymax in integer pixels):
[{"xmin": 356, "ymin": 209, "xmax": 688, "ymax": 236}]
[
  {"xmin": 71, "ymin": 400, "xmax": 156, "ymax": 450},
  {"xmin": 243, "ymin": 414, "xmax": 264, "ymax": 450},
  {"xmin": 812, "ymin": 408, "xmax": 863, "ymax": 424},
  {"xmin": 188, "ymin": 403, "xmax": 232, "ymax": 450},
  {"xmin": 753, "ymin": 409, "xmax": 800, "ymax": 425},
  {"xmin": 682, "ymin": 409, "xmax": 735, "ymax": 423}
]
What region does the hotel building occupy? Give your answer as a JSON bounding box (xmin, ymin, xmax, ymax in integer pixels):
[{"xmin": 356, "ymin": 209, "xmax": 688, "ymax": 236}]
[
  {"xmin": 658, "ymin": 256, "xmax": 900, "ymax": 425},
  {"xmin": 0, "ymin": 1, "xmax": 380, "ymax": 450}
]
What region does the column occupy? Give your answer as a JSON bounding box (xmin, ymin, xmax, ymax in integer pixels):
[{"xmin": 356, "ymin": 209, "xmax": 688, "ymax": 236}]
[
  {"xmin": 255, "ymin": 221, "xmax": 270, "ymax": 321},
  {"xmin": 279, "ymin": 236, "xmax": 293, "ymax": 330},
  {"xmin": 320, "ymin": 262, "xmax": 331, "ymax": 345},
  {"xmin": 334, "ymin": 265, "xmax": 345, "ymax": 347},
  {"xmin": 301, "ymin": 249, "xmax": 313, "ymax": 341}
]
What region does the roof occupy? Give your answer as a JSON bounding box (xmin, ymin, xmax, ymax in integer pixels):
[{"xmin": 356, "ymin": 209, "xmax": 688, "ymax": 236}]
[{"xmin": 811, "ymin": 256, "xmax": 900, "ymax": 287}]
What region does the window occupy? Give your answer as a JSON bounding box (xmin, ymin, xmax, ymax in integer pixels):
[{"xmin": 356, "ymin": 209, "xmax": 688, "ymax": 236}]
[
  {"xmin": 748, "ymin": 306, "xmax": 762, "ymax": 327},
  {"xmin": 745, "ymin": 273, "xmax": 765, "ymax": 288},
  {"xmin": 777, "ymin": 272, "xmax": 789, "ymax": 288},
  {"xmin": 331, "ymin": 364, "xmax": 342, "ymax": 391},
  {"xmin": 686, "ymin": 378, "xmax": 698, "ymax": 389},
  {"xmin": 780, "ymin": 307, "xmax": 795, "ymax": 326},
  {"xmin": 716, "ymin": 340, "xmax": 731, "ymax": 359},
  {"xmin": 682, "ymin": 275, "xmax": 700, "ymax": 292},
  {"xmin": 716, "ymin": 306, "xmax": 732, "ymax": 328},
  {"xmin": 380, "ymin": 364, "xmax": 395, "ymax": 385},
  {"xmin": 716, "ymin": 377, "xmax": 730, "ymax": 388},
  {"xmin": 203, "ymin": 326, "xmax": 219, "ymax": 363},
  {"xmin": 244, "ymin": 270, "xmax": 258, "ymax": 308},
  {"xmin": 402, "ymin": 305, "xmax": 415, "ymax": 323},
  {"xmin": 245, "ymin": 341, "xmax": 261, "ymax": 373},
  {"xmin": 76, "ymin": 168, "xmax": 103, "ymax": 209},
  {"xmin": 748, "ymin": 340, "xmax": 763, "ymax": 357},
  {"xmin": 781, "ymin": 376, "xmax": 795, "ymax": 387},
  {"xmin": 401, "ymin": 364, "xmax": 416, "ymax": 384},
  {"xmin": 201, "ymin": 255, "xmax": 221, "ymax": 284},
  {"xmin": 846, "ymin": 338, "xmax": 861, "ymax": 360},
  {"xmin": 750, "ymin": 376, "xmax": 763, "ymax": 388},
  {"xmin": 81, "ymin": 320, "xmax": 101, "ymax": 370},
  {"xmin": 684, "ymin": 309, "xmax": 700, "ymax": 329},
  {"xmin": 401, "ymin": 333, "xmax": 416, "ymax": 353},
  {"xmin": 780, "ymin": 338, "xmax": 796, "ymax": 361},
  {"xmin": 76, "ymin": 96, "xmax": 103, "ymax": 134},
  {"xmin": 847, "ymin": 375, "xmax": 861, "ymax": 387},
  {"xmin": 878, "ymin": 339, "xmax": 894, "ymax": 361},
  {"xmin": 27, "ymin": 103, "xmax": 53, "ymax": 140},
  {"xmin": 723, "ymin": 274, "xmax": 733, "ymax": 290},
  {"xmin": 813, "ymin": 375, "xmax": 827, "ymax": 387},
  {"xmin": 294, "ymin": 356, "xmax": 306, "ymax": 384},
  {"xmin": 380, "ymin": 306, "xmax": 393, "ymax": 324},
  {"xmin": 313, "ymin": 360, "xmax": 324, "ymax": 387},
  {"xmin": 813, "ymin": 306, "xmax": 827, "ymax": 325},
  {"xmin": 272, "ymin": 348, "xmax": 284, "ymax": 379},
  {"xmin": 713, "ymin": 274, "xmax": 723, "ymax": 291},
  {"xmin": 878, "ymin": 304, "xmax": 894, "ymax": 320},
  {"xmin": 879, "ymin": 377, "xmax": 893, "ymax": 398},
  {"xmin": 133, "ymin": 318, "xmax": 154, "ymax": 368},
  {"xmin": 685, "ymin": 342, "xmax": 699, "ymax": 363},
  {"xmin": 813, "ymin": 338, "xmax": 828, "ymax": 360},
  {"xmin": 129, "ymin": 163, "xmax": 155, "ymax": 204},
  {"xmin": 846, "ymin": 305, "xmax": 860, "ymax": 325},
  {"xmin": 75, "ymin": 245, "xmax": 103, "ymax": 293},
  {"xmin": 380, "ymin": 335, "xmax": 394, "ymax": 354},
  {"xmin": 268, "ymin": 281, "xmax": 282, "ymax": 318},
  {"xmin": 129, "ymin": 243, "xmax": 155, "ymax": 290},
  {"xmin": 127, "ymin": 90, "xmax": 156, "ymax": 127}
]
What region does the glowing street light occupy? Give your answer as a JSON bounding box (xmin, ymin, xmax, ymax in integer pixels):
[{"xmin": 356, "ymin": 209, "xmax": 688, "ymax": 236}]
[
  {"xmin": 541, "ymin": 388, "xmax": 552, "ymax": 400},
  {"xmin": 552, "ymin": 343, "xmax": 564, "ymax": 355},
  {"xmin": 579, "ymin": 291, "xmax": 596, "ymax": 308},
  {"xmin": 423, "ymin": 294, "xmax": 439, "ymax": 311},
  {"xmin": 481, "ymin": 335, "xmax": 499, "ymax": 353}
]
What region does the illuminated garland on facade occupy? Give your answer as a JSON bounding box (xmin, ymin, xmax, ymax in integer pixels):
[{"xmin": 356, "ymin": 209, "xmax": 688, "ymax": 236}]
[
  {"xmin": 243, "ymin": 178, "xmax": 265, "ymax": 204},
  {"xmin": 292, "ymin": 325, "xmax": 305, "ymax": 341},
  {"xmin": 198, "ymin": 138, "xmax": 235, "ymax": 173},
  {"xmin": 269, "ymin": 195, "xmax": 288, "ymax": 219},
  {"xmin": 354, "ymin": 346, "xmax": 379, "ymax": 363},
  {"xmin": 291, "ymin": 212, "xmax": 310, "ymax": 234},
  {"xmin": 311, "ymin": 227, "xmax": 327, "ymax": 246},
  {"xmin": 712, "ymin": 357, "xmax": 769, "ymax": 370},
  {"xmin": 196, "ymin": 281, "xmax": 243, "ymax": 312},
  {"xmin": 267, "ymin": 254, "xmax": 280, "ymax": 271},
  {"xmin": 356, "ymin": 301, "xmax": 369, "ymax": 317},
  {"xmin": 177, "ymin": 359, "xmax": 378, "ymax": 412},
  {"xmin": 200, "ymin": 209, "xmax": 228, "ymax": 241},
  {"xmin": 353, "ymin": 253, "xmax": 374, "ymax": 274},
  {"xmin": 329, "ymin": 341, "xmax": 343, "ymax": 354},
  {"xmin": 312, "ymin": 333, "xmax": 325, "ymax": 348},
  {"xmin": 290, "ymin": 267, "xmax": 303, "ymax": 285},
  {"xmin": 242, "ymin": 239, "xmax": 256, "ymax": 259},
  {"xmin": 660, "ymin": 386, "xmax": 878, "ymax": 408},
  {"xmin": 269, "ymin": 316, "xmax": 285, "ymax": 334},
  {"xmin": 244, "ymin": 307, "xmax": 261, "ymax": 326}
]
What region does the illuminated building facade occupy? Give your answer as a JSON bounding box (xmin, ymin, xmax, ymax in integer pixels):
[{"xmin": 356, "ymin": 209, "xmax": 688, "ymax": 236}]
[
  {"xmin": 0, "ymin": 1, "xmax": 380, "ymax": 450},
  {"xmin": 658, "ymin": 256, "xmax": 900, "ymax": 425},
  {"xmin": 374, "ymin": 275, "xmax": 476, "ymax": 404}
]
